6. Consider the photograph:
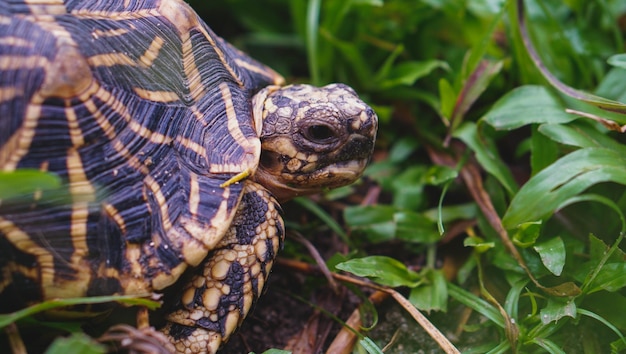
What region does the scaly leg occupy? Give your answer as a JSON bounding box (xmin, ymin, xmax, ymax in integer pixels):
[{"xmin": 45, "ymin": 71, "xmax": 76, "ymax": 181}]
[{"xmin": 162, "ymin": 181, "xmax": 284, "ymax": 354}]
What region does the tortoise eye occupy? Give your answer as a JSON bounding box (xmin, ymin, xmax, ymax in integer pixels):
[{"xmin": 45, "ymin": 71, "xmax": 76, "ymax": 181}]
[{"xmin": 306, "ymin": 124, "xmax": 335, "ymax": 143}]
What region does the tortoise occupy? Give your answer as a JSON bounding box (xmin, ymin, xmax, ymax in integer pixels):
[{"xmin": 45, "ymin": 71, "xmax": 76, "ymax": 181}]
[{"xmin": 0, "ymin": 0, "xmax": 377, "ymax": 353}]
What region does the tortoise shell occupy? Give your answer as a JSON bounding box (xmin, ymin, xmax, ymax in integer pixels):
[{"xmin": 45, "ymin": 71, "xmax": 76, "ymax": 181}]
[{"xmin": 0, "ymin": 0, "xmax": 377, "ymax": 352}]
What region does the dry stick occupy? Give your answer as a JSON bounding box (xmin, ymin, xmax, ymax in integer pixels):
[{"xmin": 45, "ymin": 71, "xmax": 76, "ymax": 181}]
[{"xmin": 5, "ymin": 323, "xmax": 26, "ymax": 354}]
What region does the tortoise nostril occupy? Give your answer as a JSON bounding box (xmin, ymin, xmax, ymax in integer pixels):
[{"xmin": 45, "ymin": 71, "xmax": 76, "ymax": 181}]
[{"xmin": 306, "ymin": 124, "xmax": 336, "ymax": 142}]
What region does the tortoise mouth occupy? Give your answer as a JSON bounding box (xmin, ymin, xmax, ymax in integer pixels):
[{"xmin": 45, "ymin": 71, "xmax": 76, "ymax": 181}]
[{"xmin": 253, "ymin": 156, "xmax": 369, "ymax": 202}]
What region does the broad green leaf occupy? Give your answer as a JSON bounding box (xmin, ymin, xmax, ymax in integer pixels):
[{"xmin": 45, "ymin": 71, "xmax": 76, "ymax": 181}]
[
  {"xmin": 345, "ymin": 205, "xmax": 396, "ymax": 242},
  {"xmin": 388, "ymin": 137, "xmax": 419, "ymax": 163},
  {"xmin": 378, "ymin": 60, "xmax": 448, "ymax": 89},
  {"xmin": 464, "ymin": 236, "xmax": 495, "ymax": 253},
  {"xmin": 394, "ymin": 211, "xmax": 440, "ymax": 243},
  {"xmin": 454, "ymin": 122, "xmax": 518, "ymax": 195},
  {"xmin": 588, "ymin": 234, "xmax": 626, "ymax": 264},
  {"xmin": 595, "ymin": 68, "xmax": 626, "ymax": 103},
  {"xmin": 481, "ymin": 86, "xmax": 576, "ymax": 130},
  {"xmin": 422, "ymin": 165, "xmax": 458, "ymax": 186},
  {"xmin": 503, "ymin": 147, "xmax": 626, "ymax": 229},
  {"xmin": 345, "ymin": 205, "xmax": 439, "ymax": 244},
  {"xmin": 540, "ymin": 298, "xmax": 577, "ymax": 324},
  {"xmin": 538, "ymin": 122, "xmax": 626, "ymax": 154},
  {"xmin": 439, "ymin": 78, "xmax": 456, "ymax": 119},
  {"xmin": 45, "ymin": 333, "xmax": 105, "ymax": 354},
  {"xmin": 0, "ymin": 170, "xmax": 61, "ymax": 200},
  {"xmin": 530, "ymin": 127, "xmax": 558, "ymax": 176},
  {"xmin": 607, "ymin": 54, "xmax": 626, "ymax": 70},
  {"xmin": 408, "ymin": 269, "xmax": 448, "ymax": 312},
  {"xmin": 335, "ymin": 256, "xmax": 420, "ymax": 287},
  {"xmin": 586, "ymin": 263, "xmax": 626, "ymax": 293},
  {"xmin": 534, "ymin": 237, "xmax": 566, "ymax": 276}
]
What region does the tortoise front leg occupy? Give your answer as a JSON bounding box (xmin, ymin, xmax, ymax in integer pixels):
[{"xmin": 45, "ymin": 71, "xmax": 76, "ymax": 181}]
[{"xmin": 162, "ymin": 181, "xmax": 284, "ymax": 354}]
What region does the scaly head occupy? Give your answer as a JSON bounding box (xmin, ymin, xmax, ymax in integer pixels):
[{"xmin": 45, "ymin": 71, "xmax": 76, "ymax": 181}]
[{"xmin": 252, "ymin": 83, "xmax": 378, "ymax": 201}]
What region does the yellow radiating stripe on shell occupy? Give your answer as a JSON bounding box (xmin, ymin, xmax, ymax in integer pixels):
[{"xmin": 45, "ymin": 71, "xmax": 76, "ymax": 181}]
[
  {"xmin": 104, "ymin": 203, "xmax": 126, "ymax": 234},
  {"xmin": 0, "ymin": 87, "xmax": 20, "ymax": 105},
  {"xmin": 23, "ymin": 0, "xmax": 66, "ymax": 16},
  {"xmin": 0, "ymin": 100, "xmax": 41, "ymax": 171},
  {"xmin": 138, "ymin": 36, "xmax": 164, "ymax": 68},
  {"xmin": 87, "ymin": 53, "xmax": 136, "ymax": 67},
  {"xmin": 0, "ymin": 55, "xmax": 48, "ymax": 70},
  {"xmin": 144, "ymin": 174, "xmax": 172, "ymax": 231},
  {"xmin": 0, "ymin": 217, "xmax": 54, "ymax": 296},
  {"xmin": 0, "ymin": 37, "xmax": 33, "ymax": 47},
  {"xmin": 180, "ymin": 31, "xmax": 205, "ymax": 102},
  {"xmin": 91, "ymin": 27, "xmax": 130, "ymax": 39},
  {"xmin": 233, "ymin": 59, "xmax": 285, "ymax": 86},
  {"xmin": 210, "ymin": 82, "xmax": 260, "ymax": 174},
  {"xmin": 132, "ymin": 87, "xmax": 180, "ymax": 103},
  {"xmin": 70, "ymin": 9, "xmax": 159, "ymax": 21},
  {"xmin": 189, "ymin": 172, "xmax": 200, "ymax": 218}
]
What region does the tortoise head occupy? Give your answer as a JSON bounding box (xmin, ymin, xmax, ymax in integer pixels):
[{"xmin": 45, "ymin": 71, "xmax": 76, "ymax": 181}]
[{"xmin": 252, "ymin": 83, "xmax": 377, "ymax": 202}]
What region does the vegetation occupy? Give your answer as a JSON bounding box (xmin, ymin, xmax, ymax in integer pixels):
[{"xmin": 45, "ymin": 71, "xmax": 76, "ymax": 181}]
[
  {"xmin": 197, "ymin": 0, "xmax": 626, "ymax": 352},
  {"xmin": 3, "ymin": 0, "xmax": 626, "ymax": 353}
]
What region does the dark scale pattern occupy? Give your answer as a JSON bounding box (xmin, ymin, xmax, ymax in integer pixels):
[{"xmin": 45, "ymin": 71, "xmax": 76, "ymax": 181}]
[
  {"xmin": 167, "ymin": 322, "xmax": 197, "ymax": 341},
  {"xmin": 235, "ymin": 192, "xmax": 268, "ymax": 245},
  {"xmin": 198, "ymin": 261, "xmax": 246, "ymax": 336}
]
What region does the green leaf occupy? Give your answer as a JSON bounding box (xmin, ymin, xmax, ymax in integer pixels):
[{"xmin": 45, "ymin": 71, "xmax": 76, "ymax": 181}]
[
  {"xmin": 530, "ymin": 127, "xmax": 558, "ymax": 175},
  {"xmin": 512, "ymin": 221, "xmax": 542, "ymax": 248},
  {"xmin": 0, "ymin": 295, "xmax": 160, "ymax": 329},
  {"xmin": 421, "ymin": 165, "xmax": 458, "ymax": 186},
  {"xmin": 335, "ymin": 256, "xmax": 421, "ymax": 287},
  {"xmin": 586, "ymin": 263, "xmax": 626, "ymax": 293},
  {"xmin": 481, "ymin": 86, "xmax": 576, "ymax": 130},
  {"xmin": 464, "ymin": 236, "xmax": 495, "ymax": 253},
  {"xmin": 45, "ymin": 333, "xmax": 106, "ymax": 354},
  {"xmin": 0, "ymin": 170, "xmax": 61, "ymax": 200},
  {"xmin": 345, "ymin": 205, "xmax": 440, "ymax": 244},
  {"xmin": 408, "ymin": 269, "xmax": 448, "ymax": 312},
  {"xmin": 538, "ymin": 121, "xmax": 626, "ymax": 153},
  {"xmin": 533, "ymin": 237, "xmax": 566, "ymax": 276},
  {"xmin": 503, "ymin": 147, "xmax": 626, "ymax": 229},
  {"xmin": 540, "ymin": 298, "xmax": 577, "ymax": 324},
  {"xmin": 294, "ymin": 197, "xmax": 349, "ymax": 242},
  {"xmin": 447, "ymin": 283, "xmax": 505, "ymax": 328},
  {"xmin": 454, "ymin": 122, "xmax": 519, "ymax": 195},
  {"xmin": 607, "ymin": 53, "xmax": 626, "ymax": 70},
  {"xmin": 394, "ymin": 211, "xmax": 440, "ymax": 243},
  {"xmin": 439, "ymin": 78, "xmax": 456, "ymax": 119},
  {"xmin": 531, "ymin": 338, "xmax": 567, "ymax": 354},
  {"xmin": 260, "ymin": 350, "xmax": 292, "ymax": 354},
  {"xmin": 344, "ymin": 205, "xmax": 396, "ymax": 242},
  {"xmin": 378, "ymin": 60, "xmax": 448, "ymax": 89},
  {"xmin": 357, "ymin": 336, "xmax": 384, "ymax": 354}
]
